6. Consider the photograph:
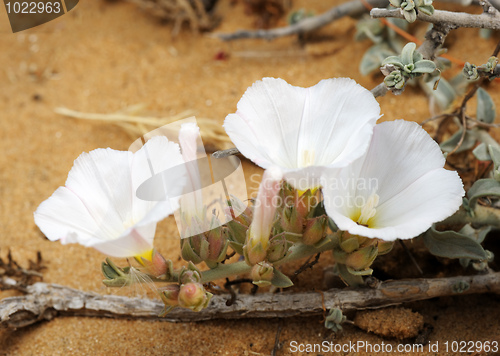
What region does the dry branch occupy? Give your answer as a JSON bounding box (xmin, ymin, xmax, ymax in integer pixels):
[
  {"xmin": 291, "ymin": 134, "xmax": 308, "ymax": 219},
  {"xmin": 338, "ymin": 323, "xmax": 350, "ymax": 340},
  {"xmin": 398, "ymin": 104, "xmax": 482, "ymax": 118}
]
[
  {"xmin": 371, "ymin": 8, "xmax": 500, "ymax": 30},
  {"xmin": 55, "ymin": 107, "xmax": 233, "ymax": 151},
  {"xmin": 2, "ymin": 273, "xmax": 500, "ymax": 329},
  {"xmin": 215, "ymin": 0, "xmax": 388, "ymax": 41}
]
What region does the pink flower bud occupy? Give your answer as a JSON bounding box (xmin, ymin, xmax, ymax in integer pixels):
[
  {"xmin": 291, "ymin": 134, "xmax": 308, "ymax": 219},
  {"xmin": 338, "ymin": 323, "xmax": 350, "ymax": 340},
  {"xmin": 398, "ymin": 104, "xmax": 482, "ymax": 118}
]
[
  {"xmin": 245, "ymin": 167, "xmax": 283, "ymax": 265},
  {"xmin": 178, "ymin": 282, "xmax": 212, "ymax": 312}
]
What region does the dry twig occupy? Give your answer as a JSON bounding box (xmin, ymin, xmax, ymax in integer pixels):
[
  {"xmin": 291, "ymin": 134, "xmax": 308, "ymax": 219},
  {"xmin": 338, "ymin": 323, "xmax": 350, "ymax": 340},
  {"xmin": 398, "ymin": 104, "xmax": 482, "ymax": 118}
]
[
  {"xmin": 55, "ymin": 107, "xmax": 232, "ymax": 151},
  {"xmin": 215, "ymin": 0, "xmax": 388, "ymax": 41},
  {"xmin": 2, "ymin": 273, "xmax": 499, "ymax": 328}
]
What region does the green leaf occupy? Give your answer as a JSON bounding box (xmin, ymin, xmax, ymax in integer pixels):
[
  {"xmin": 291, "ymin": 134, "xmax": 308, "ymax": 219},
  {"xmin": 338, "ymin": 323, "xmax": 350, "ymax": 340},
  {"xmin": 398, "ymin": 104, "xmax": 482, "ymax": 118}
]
[
  {"xmin": 382, "ymin": 55, "xmax": 404, "ymax": 68},
  {"xmin": 401, "ymin": 42, "xmax": 417, "ymax": 64},
  {"xmin": 477, "ymin": 88, "xmax": 496, "ymax": 124},
  {"xmin": 480, "ymin": 28, "xmax": 493, "ymax": 40},
  {"xmin": 418, "ymin": 5, "xmax": 434, "ymax": 15},
  {"xmin": 389, "ymin": 0, "xmax": 402, "ymax": 6},
  {"xmin": 413, "ymin": 60, "xmax": 436, "ymax": 73},
  {"xmin": 439, "ymin": 129, "xmax": 477, "ymax": 153},
  {"xmin": 489, "ymin": 144, "xmax": 500, "ymax": 167},
  {"xmin": 403, "ymin": 9, "xmax": 417, "ymax": 23},
  {"xmin": 423, "ymin": 226, "xmax": 487, "ymax": 260},
  {"xmin": 488, "ymin": 145, "xmax": 500, "ymax": 181},
  {"xmin": 467, "ymin": 178, "xmax": 500, "ymax": 209},
  {"xmin": 360, "ymin": 44, "xmax": 395, "ymax": 75},
  {"xmin": 270, "ymin": 268, "xmax": 293, "ymax": 288},
  {"xmin": 472, "ymin": 143, "xmax": 491, "ymax": 161}
]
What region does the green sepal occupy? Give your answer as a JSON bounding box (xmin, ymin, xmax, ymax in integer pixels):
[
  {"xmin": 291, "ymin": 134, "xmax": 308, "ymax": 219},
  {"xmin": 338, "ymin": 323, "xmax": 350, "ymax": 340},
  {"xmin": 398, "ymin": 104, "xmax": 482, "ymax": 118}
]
[
  {"xmin": 181, "ymin": 238, "xmax": 203, "ymax": 264},
  {"xmin": 346, "ymin": 266, "xmax": 373, "ymax": 276},
  {"xmin": 336, "ymin": 263, "xmax": 364, "ymax": 287},
  {"xmin": 270, "ymin": 268, "xmax": 294, "ymax": 288}
]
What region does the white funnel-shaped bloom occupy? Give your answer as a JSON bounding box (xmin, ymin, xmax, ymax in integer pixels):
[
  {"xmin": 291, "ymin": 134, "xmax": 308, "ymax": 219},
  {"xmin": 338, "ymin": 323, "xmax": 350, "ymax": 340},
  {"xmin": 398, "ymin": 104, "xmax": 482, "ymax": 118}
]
[
  {"xmin": 224, "ymin": 77, "xmax": 380, "ymax": 191},
  {"xmin": 34, "ymin": 136, "xmax": 186, "ymax": 257},
  {"xmin": 322, "ymin": 120, "xmax": 464, "ymax": 240}
]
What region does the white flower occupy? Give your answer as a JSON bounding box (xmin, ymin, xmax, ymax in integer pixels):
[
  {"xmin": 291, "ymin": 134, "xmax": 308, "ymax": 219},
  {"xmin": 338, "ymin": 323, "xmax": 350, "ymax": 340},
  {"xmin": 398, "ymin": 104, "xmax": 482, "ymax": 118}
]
[
  {"xmin": 34, "ymin": 136, "xmax": 186, "ymax": 257},
  {"xmin": 224, "ymin": 77, "xmax": 380, "ymax": 190},
  {"xmin": 321, "ymin": 120, "xmax": 464, "ymax": 241}
]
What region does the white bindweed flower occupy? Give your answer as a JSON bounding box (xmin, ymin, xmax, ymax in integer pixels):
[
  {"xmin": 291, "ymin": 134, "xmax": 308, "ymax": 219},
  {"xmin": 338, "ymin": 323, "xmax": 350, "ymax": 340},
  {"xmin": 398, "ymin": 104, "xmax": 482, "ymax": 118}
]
[
  {"xmin": 224, "ymin": 77, "xmax": 381, "ymax": 191},
  {"xmin": 34, "ymin": 136, "xmax": 186, "ymax": 258},
  {"xmin": 321, "ymin": 120, "xmax": 464, "ymax": 241}
]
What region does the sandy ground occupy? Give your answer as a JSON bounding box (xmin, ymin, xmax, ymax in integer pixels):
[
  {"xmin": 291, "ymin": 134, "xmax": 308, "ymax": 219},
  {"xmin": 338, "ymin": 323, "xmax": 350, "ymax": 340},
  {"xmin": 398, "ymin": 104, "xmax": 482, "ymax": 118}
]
[{"xmin": 1, "ymin": 0, "xmax": 500, "ymax": 355}]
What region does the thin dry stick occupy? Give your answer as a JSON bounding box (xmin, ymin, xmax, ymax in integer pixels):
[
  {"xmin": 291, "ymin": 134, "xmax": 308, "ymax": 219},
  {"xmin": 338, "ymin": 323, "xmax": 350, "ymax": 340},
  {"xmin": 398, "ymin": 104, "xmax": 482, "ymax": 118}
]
[
  {"xmin": 55, "ymin": 107, "xmax": 233, "ymax": 151},
  {"xmin": 2, "ymin": 273, "xmax": 499, "ymax": 329},
  {"xmin": 215, "ymin": 0, "xmax": 389, "ymax": 41}
]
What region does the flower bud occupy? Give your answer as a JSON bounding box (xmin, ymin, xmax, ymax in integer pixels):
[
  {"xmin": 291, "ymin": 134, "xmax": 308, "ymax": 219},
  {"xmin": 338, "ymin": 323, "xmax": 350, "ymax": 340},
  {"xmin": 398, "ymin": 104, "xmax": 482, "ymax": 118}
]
[
  {"xmin": 345, "ymin": 245, "xmax": 378, "ymax": 271},
  {"xmin": 159, "ymin": 284, "xmax": 180, "ymax": 307},
  {"xmin": 139, "ymin": 249, "xmax": 172, "ymax": 278},
  {"xmin": 279, "ymin": 206, "xmax": 303, "ymax": 234},
  {"xmin": 181, "ymin": 225, "xmax": 229, "ymax": 268},
  {"xmin": 225, "ymin": 198, "xmax": 252, "ymax": 255},
  {"xmin": 179, "ymin": 262, "xmax": 202, "ymax": 284},
  {"xmin": 294, "ymin": 189, "xmax": 318, "ymax": 220},
  {"xmin": 266, "ymin": 234, "xmax": 290, "ymax": 263},
  {"xmin": 251, "ymin": 262, "xmax": 274, "ymax": 286},
  {"xmin": 302, "ymin": 216, "xmax": 327, "ymax": 245},
  {"xmin": 178, "ymin": 282, "xmax": 212, "ymax": 312},
  {"xmin": 205, "ymin": 225, "xmax": 229, "ymax": 267},
  {"xmin": 244, "ymin": 239, "xmax": 268, "ymax": 266},
  {"xmin": 463, "ymin": 62, "xmax": 479, "ymax": 80},
  {"xmin": 339, "ymin": 236, "xmax": 360, "ymax": 253}
]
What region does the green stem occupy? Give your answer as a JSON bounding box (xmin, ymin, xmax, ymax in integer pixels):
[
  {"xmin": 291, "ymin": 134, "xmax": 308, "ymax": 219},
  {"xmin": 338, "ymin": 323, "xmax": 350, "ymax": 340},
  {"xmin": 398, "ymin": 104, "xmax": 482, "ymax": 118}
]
[{"xmin": 200, "ymin": 237, "xmax": 335, "ymax": 284}]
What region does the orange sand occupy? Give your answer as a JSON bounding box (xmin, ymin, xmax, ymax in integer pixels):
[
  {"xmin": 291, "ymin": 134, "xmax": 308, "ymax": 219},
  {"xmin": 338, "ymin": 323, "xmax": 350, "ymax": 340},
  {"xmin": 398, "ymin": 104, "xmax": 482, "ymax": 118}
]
[{"xmin": 1, "ymin": 0, "xmax": 500, "ymax": 355}]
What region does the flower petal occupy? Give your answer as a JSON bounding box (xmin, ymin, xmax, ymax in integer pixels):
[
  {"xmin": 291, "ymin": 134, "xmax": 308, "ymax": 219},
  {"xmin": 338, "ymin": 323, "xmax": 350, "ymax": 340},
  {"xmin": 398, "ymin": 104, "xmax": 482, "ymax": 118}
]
[
  {"xmin": 354, "ymin": 120, "xmax": 447, "ymax": 206},
  {"xmin": 371, "ymin": 169, "xmax": 464, "ymax": 239},
  {"xmin": 322, "ymin": 120, "xmax": 464, "ymax": 240},
  {"xmin": 224, "ymin": 77, "xmax": 380, "ymax": 189},
  {"xmin": 131, "ymin": 136, "xmax": 186, "ymax": 226},
  {"xmin": 92, "ymin": 225, "xmax": 156, "ymax": 257},
  {"xmin": 224, "ymin": 77, "xmax": 305, "ymax": 169},
  {"xmin": 34, "ymin": 186, "xmax": 103, "ymax": 244},
  {"xmin": 65, "ymin": 148, "xmax": 134, "ymax": 239}
]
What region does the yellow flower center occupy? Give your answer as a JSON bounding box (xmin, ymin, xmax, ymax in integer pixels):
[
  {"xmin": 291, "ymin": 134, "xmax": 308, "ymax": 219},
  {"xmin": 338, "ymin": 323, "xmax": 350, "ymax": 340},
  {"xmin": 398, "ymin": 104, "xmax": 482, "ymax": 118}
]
[
  {"xmin": 353, "ymin": 193, "xmax": 379, "ymax": 227},
  {"xmin": 301, "ymin": 149, "xmax": 316, "ymax": 167},
  {"xmin": 134, "ymin": 249, "xmax": 154, "ymax": 265}
]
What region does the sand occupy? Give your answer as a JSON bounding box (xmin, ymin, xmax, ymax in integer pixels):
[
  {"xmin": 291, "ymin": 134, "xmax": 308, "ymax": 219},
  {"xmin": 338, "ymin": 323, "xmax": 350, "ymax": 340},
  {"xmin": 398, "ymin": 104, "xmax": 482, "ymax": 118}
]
[{"xmin": 1, "ymin": 0, "xmax": 500, "ymax": 355}]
